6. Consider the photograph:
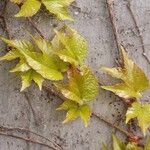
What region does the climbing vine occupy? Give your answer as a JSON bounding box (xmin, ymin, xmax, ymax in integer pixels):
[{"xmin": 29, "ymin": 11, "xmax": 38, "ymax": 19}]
[{"xmin": 0, "ymin": 0, "xmax": 149, "ymax": 149}]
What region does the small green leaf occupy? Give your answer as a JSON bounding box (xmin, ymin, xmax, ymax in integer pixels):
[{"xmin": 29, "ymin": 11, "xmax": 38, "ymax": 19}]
[
  {"xmin": 79, "ymin": 104, "xmax": 91, "ymax": 127},
  {"xmin": 145, "ymin": 138, "xmax": 150, "ymax": 150},
  {"xmin": 102, "ymin": 144, "xmax": 108, "ymax": 150},
  {"xmin": 42, "ymin": 0, "xmax": 74, "ymax": 20},
  {"xmin": 102, "ymin": 83, "xmax": 141, "ymax": 99},
  {"xmin": 57, "ymin": 100, "xmax": 91, "ymax": 126},
  {"xmin": 0, "ymin": 49, "xmax": 21, "ymax": 61},
  {"xmin": 21, "ymin": 69, "xmax": 44, "ymax": 91},
  {"xmin": 126, "ymin": 102, "xmax": 150, "ymax": 136},
  {"xmin": 15, "ymin": 0, "xmax": 41, "ymax": 17},
  {"xmin": 112, "ymin": 135, "xmax": 126, "ymax": 150},
  {"xmin": 55, "ymin": 66, "xmax": 99, "ymax": 105},
  {"xmin": 19, "ymin": 50, "xmax": 64, "ymax": 80},
  {"xmin": 10, "ymin": 0, "xmax": 24, "ymax": 4},
  {"xmin": 53, "ymin": 26, "xmax": 88, "ymax": 66},
  {"xmin": 101, "ymin": 46, "xmax": 149, "ymax": 99},
  {"xmin": 32, "ymin": 36, "xmax": 53, "ymax": 55},
  {"xmin": 10, "ymin": 59, "xmax": 31, "ymax": 72}
]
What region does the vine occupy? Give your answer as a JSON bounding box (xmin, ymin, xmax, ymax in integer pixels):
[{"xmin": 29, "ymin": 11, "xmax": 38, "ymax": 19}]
[{"xmin": 0, "ymin": 0, "xmax": 149, "ymax": 149}]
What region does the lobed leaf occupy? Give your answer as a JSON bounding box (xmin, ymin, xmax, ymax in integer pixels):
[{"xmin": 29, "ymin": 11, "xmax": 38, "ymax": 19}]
[
  {"xmin": 11, "ymin": 0, "xmax": 74, "ymax": 20},
  {"xmin": 101, "ymin": 46, "xmax": 149, "ymax": 99},
  {"xmin": 55, "ymin": 66, "xmax": 99, "ymax": 105},
  {"xmin": 57, "ymin": 100, "xmax": 91, "ymax": 127},
  {"xmin": 126, "ymin": 102, "xmax": 150, "ymax": 136},
  {"xmin": 53, "ymin": 26, "xmax": 88, "ymax": 66},
  {"xmin": 15, "ymin": 0, "xmax": 41, "ymax": 17},
  {"xmin": 21, "ymin": 69, "xmax": 44, "ymax": 91},
  {"xmin": 102, "ymin": 135, "xmax": 148, "ymax": 150}
]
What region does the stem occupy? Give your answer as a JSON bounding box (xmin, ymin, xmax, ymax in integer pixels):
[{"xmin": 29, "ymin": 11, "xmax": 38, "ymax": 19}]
[
  {"xmin": 126, "ymin": 1, "xmax": 150, "ymax": 64},
  {"xmin": 0, "ymin": 131, "xmax": 57, "ymax": 150},
  {"xmin": 0, "ymin": 0, "xmax": 11, "ymax": 40},
  {"xmin": 91, "ymin": 112, "xmax": 131, "ymax": 137},
  {"xmin": 0, "ymin": 125, "xmax": 63, "ymax": 150},
  {"xmin": 106, "ymin": 0, "xmax": 120, "ymax": 53},
  {"xmin": 27, "ymin": 17, "xmax": 45, "ymax": 39}
]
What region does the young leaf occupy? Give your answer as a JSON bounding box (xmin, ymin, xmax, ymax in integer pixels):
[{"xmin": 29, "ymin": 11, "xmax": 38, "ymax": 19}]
[
  {"xmin": 126, "ymin": 102, "xmax": 150, "ymax": 136},
  {"xmin": 10, "ymin": 0, "xmax": 24, "ymax": 4},
  {"xmin": 11, "ymin": 0, "xmax": 74, "ymax": 20},
  {"xmin": 102, "ymin": 135, "xmax": 144, "ymax": 150},
  {"xmin": 0, "ymin": 33, "xmax": 70, "ymax": 90},
  {"xmin": 21, "ymin": 69, "xmax": 44, "ymax": 91},
  {"xmin": 53, "ymin": 26, "xmax": 88, "ymax": 66},
  {"xmin": 42, "ymin": 0, "xmax": 74, "ymax": 20},
  {"xmin": 101, "ymin": 46, "xmax": 149, "ymax": 99},
  {"xmin": 15, "ymin": 0, "xmax": 41, "ymax": 17},
  {"xmin": 0, "ymin": 49, "xmax": 22, "ymax": 61},
  {"xmin": 102, "ymin": 144, "xmax": 109, "ymax": 150},
  {"xmin": 145, "ymin": 138, "xmax": 150, "ymax": 150},
  {"xmin": 10, "ymin": 59, "xmax": 31, "ymax": 72},
  {"xmin": 57, "ymin": 100, "xmax": 91, "ymax": 127},
  {"xmin": 112, "ymin": 134, "xmax": 126, "ymax": 150},
  {"xmin": 55, "ymin": 66, "xmax": 99, "ymax": 105}
]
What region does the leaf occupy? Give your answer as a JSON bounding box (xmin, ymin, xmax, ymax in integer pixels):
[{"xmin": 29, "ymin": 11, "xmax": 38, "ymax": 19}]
[
  {"xmin": 55, "ymin": 66, "xmax": 99, "ymax": 105},
  {"xmin": 112, "ymin": 135, "xmax": 126, "ymax": 150},
  {"xmin": 145, "ymin": 138, "xmax": 150, "ymax": 150},
  {"xmin": 126, "ymin": 143, "xmax": 142, "ymax": 150},
  {"xmin": 126, "ymin": 102, "xmax": 150, "ymax": 135},
  {"xmin": 21, "ymin": 69, "xmax": 44, "ymax": 91},
  {"xmin": 18, "ymin": 49, "xmax": 64, "ymax": 80},
  {"xmin": 102, "ymin": 83, "xmax": 141, "ymax": 99},
  {"xmin": 10, "ymin": 59, "xmax": 31, "ymax": 72},
  {"xmin": 0, "ymin": 37, "xmax": 67, "ymax": 81},
  {"xmin": 42, "ymin": 0, "xmax": 74, "ymax": 20},
  {"xmin": 0, "ymin": 37, "xmax": 34, "ymax": 51},
  {"xmin": 10, "ymin": 0, "xmax": 24, "ymax": 4},
  {"xmin": 57, "ymin": 100, "xmax": 91, "ymax": 127},
  {"xmin": 15, "ymin": 0, "xmax": 41, "ymax": 17},
  {"xmin": 102, "ymin": 135, "xmax": 147, "ymax": 150},
  {"xmin": 0, "ymin": 49, "xmax": 22, "ymax": 61},
  {"xmin": 53, "ymin": 26, "xmax": 88, "ymax": 66},
  {"xmin": 11, "ymin": 0, "xmax": 74, "ymax": 20},
  {"xmin": 32, "ymin": 36, "xmax": 53, "ymax": 55},
  {"xmin": 102, "ymin": 144, "xmax": 109, "ymax": 150},
  {"xmin": 101, "ymin": 46, "xmax": 149, "ymax": 99}
]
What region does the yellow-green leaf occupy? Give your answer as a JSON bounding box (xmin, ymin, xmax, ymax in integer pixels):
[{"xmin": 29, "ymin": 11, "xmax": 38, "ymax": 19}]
[
  {"xmin": 55, "ymin": 66, "xmax": 99, "ymax": 105},
  {"xmin": 112, "ymin": 135, "xmax": 126, "ymax": 150},
  {"xmin": 21, "ymin": 69, "xmax": 44, "ymax": 91},
  {"xmin": 101, "ymin": 46, "xmax": 149, "ymax": 99},
  {"xmin": 145, "ymin": 138, "xmax": 150, "ymax": 150},
  {"xmin": 10, "ymin": 59, "xmax": 31, "ymax": 72},
  {"xmin": 102, "ymin": 144, "xmax": 108, "ymax": 150},
  {"xmin": 32, "ymin": 36, "xmax": 53, "ymax": 55},
  {"xmin": 53, "ymin": 26, "xmax": 88, "ymax": 66},
  {"xmin": 10, "ymin": 0, "xmax": 24, "ymax": 4},
  {"xmin": 42, "ymin": 0, "xmax": 74, "ymax": 20},
  {"xmin": 57, "ymin": 100, "xmax": 91, "ymax": 126},
  {"xmin": 18, "ymin": 50, "xmax": 64, "ymax": 80},
  {"xmin": 126, "ymin": 102, "xmax": 150, "ymax": 136},
  {"xmin": 0, "ymin": 49, "xmax": 21, "ymax": 61},
  {"xmin": 102, "ymin": 83, "xmax": 141, "ymax": 99},
  {"xmin": 15, "ymin": 0, "xmax": 41, "ymax": 17}
]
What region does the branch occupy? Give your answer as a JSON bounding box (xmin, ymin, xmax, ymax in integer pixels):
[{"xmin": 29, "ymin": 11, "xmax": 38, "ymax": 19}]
[
  {"xmin": 0, "ymin": 125, "xmax": 63, "ymax": 150},
  {"xmin": 0, "ymin": 0, "xmax": 11, "ymax": 40},
  {"xmin": 106, "ymin": 0, "xmax": 120, "ymax": 53},
  {"xmin": 27, "ymin": 17, "xmax": 45, "ymax": 39},
  {"xmin": 126, "ymin": 2, "xmax": 150, "ymax": 64},
  {"xmin": 0, "ymin": 131, "xmax": 57, "ymax": 150}
]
